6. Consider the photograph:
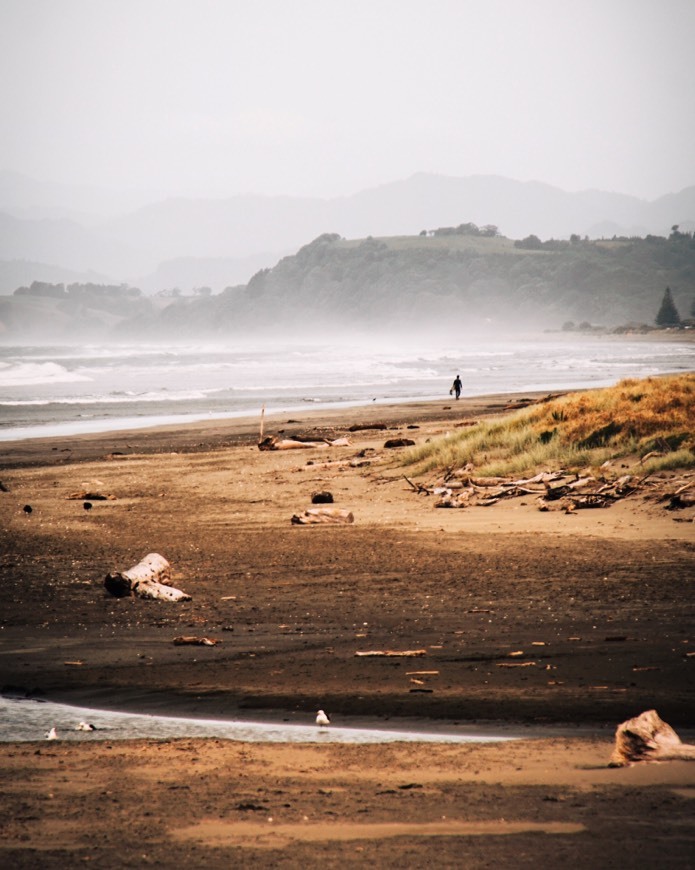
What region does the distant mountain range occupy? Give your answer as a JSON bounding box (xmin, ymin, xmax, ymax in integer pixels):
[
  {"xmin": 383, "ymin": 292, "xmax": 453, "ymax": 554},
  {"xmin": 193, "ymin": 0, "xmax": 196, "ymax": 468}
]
[{"xmin": 1, "ymin": 170, "xmax": 694, "ymax": 293}]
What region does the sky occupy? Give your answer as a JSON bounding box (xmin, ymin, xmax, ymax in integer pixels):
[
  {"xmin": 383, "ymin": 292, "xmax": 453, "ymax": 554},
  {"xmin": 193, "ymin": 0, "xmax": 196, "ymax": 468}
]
[{"xmin": 1, "ymin": 0, "xmax": 693, "ymax": 202}]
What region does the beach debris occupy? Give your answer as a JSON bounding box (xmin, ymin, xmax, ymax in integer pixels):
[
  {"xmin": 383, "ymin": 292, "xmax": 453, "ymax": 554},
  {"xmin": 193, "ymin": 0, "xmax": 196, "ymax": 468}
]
[
  {"xmin": 291, "ymin": 507, "xmax": 354, "ymax": 525},
  {"xmin": 23, "ymin": 504, "xmax": 33, "ymax": 514},
  {"xmin": 84, "ymin": 502, "xmax": 92, "ymax": 510},
  {"xmin": 259, "ymin": 435, "xmax": 327, "ymax": 450},
  {"xmin": 259, "ymin": 435, "xmax": 350, "ymax": 451},
  {"xmin": 384, "ymin": 438, "xmax": 415, "ymax": 449},
  {"xmin": 104, "ymin": 553, "xmax": 192, "ymax": 602},
  {"xmin": 258, "ymin": 403, "xmax": 351, "ymax": 450},
  {"xmin": 610, "ymin": 709, "xmax": 695, "ymax": 766},
  {"xmin": 45, "ymin": 726, "xmax": 58, "ymax": 740},
  {"xmin": 316, "ymin": 709, "xmax": 331, "ymax": 726},
  {"xmin": 355, "ymin": 649, "xmax": 427, "ymax": 657},
  {"xmin": 406, "ymin": 465, "xmax": 654, "ymax": 511},
  {"xmin": 173, "ymin": 635, "xmax": 221, "ymax": 646},
  {"xmin": 348, "ymin": 422, "xmax": 387, "ymax": 431},
  {"xmin": 0, "ymin": 481, "xmax": 10, "ymax": 492},
  {"xmin": 497, "ymin": 661, "xmax": 536, "ymax": 668},
  {"xmin": 311, "ymin": 490, "xmax": 334, "ymax": 504},
  {"xmin": 66, "ymin": 490, "xmax": 115, "ymax": 501},
  {"xmin": 542, "ymin": 476, "xmax": 595, "ymax": 500},
  {"xmin": 75, "ymin": 721, "xmax": 97, "ymax": 731},
  {"xmin": 404, "ymin": 475, "xmax": 435, "ymax": 495},
  {"xmin": 665, "ymin": 482, "xmax": 695, "ymax": 510}
]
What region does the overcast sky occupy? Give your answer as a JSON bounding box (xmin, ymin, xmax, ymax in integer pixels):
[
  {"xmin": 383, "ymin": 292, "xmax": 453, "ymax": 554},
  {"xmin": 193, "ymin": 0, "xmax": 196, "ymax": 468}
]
[{"xmin": 1, "ymin": 0, "xmax": 693, "ymax": 201}]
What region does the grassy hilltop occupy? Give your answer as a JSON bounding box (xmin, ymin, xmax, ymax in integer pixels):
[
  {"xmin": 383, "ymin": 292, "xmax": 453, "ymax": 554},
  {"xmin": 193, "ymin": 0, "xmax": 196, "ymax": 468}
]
[{"xmin": 1, "ymin": 228, "xmax": 694, "ymax": 341}]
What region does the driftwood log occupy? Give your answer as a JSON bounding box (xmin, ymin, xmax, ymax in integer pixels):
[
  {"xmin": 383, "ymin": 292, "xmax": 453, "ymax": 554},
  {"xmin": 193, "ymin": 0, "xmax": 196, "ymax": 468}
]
[
  {"xmin": 67, "ymin": 490, "xmax": 114, "ymax": 501},
  {"xmin": 258, "ymin": 435, "xmax": 350, "ymax": 451},
  {"xmin": 384, "ymin": 438, "xmax": 415, "ymax": 449},
  {"xmin": 104, "ymin": 553, "xmax": 191, "ymax": 601},
  {"xmin": 666, "ymin": 490, "xmax": 695, "ymax": 509},
  {"xmin": 609, "ymin": 709, "xmax": 695, "ymax": 766},
  {"xmin": 173, "ymin": 636, "xmax": 220, "ymax": 646},
  {"xmin": 291, "ymin": 507, "xmax": 354, "ymax": 525}
]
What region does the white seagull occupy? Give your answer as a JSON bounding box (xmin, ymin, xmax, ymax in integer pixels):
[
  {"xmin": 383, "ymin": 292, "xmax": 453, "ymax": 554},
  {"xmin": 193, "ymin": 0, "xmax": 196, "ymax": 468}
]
[
  {"xmin": 315, "ymin": 709, "xmax": 331, "ymax": 727},
  {"xmin": 75, "ymin": 722, "xmax": 96, "ymax": 732},
  {"xmin": 45, "ymin": 726, "xmax": 58, "ymax": 740}
]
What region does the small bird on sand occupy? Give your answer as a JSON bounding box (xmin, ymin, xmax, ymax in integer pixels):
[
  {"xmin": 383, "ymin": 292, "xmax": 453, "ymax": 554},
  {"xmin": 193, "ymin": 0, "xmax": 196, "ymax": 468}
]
[
  {"xmin": 45, "ymin": 727, "xmax": 58, "ymax": 740},
  {"xmin": 316, "ymin": 709, "xmax": 331, "ymax": 727},
  {"xmin": 75, "ymin": 721, "xmax": 96, "ymax": 731}
]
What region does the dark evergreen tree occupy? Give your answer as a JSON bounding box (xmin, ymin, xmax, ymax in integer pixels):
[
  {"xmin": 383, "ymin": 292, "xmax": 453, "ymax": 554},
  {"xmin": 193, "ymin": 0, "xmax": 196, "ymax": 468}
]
[{"xmin": 655, "ymin": 287, "xmax": 681, "ymax": 326}]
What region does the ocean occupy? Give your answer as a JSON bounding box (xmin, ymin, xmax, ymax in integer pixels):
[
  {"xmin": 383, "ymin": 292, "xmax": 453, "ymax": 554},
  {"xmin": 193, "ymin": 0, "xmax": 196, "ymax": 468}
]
[{"xmin": 0, "ymin": 335, "xmax": 693, "ymax": 441}]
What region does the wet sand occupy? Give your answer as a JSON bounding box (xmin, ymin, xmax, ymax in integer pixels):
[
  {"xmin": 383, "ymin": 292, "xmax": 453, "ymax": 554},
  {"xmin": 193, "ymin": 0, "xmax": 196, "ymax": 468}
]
[{"xmin": 1, "ymin": 390, "xmax": 694, "ymax": 867}]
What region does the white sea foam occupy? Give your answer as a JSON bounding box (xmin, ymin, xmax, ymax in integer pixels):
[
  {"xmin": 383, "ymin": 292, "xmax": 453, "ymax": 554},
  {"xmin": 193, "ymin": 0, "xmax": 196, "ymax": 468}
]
[
  {"xmin": 0, "ymin": 389, "xmax": 215, "ymax": 407},
  {"xmin": 0, "ymin": 361, "xmax": 92, "ymax": 387}
]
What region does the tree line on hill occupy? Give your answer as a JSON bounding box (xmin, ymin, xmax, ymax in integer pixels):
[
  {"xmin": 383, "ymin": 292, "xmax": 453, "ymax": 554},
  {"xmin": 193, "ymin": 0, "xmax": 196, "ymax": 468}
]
[{"xmin": 1, "ymin": 227, "xmax": 694, "ymax": 341}]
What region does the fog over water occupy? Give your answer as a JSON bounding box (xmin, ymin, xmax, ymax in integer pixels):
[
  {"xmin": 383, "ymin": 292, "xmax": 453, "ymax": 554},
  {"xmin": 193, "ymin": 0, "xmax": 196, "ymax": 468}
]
[{"xmin": 1, "ymin": 336, "xmax": 693, "ymax": 441}]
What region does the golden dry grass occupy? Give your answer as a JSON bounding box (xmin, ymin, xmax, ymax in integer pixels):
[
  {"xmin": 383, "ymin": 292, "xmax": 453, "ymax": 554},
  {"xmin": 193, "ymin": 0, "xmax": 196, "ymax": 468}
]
[{"xmin": 402, "ymin": 374, "xmax": 695, "ymax": 477}]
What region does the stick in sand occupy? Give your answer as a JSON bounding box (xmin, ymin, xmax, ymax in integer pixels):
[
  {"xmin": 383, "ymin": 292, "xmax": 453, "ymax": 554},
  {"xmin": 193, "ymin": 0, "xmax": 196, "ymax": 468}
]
[{"xmin": 259, "ymin": 404, "xmax": 265, "ymax": 442}]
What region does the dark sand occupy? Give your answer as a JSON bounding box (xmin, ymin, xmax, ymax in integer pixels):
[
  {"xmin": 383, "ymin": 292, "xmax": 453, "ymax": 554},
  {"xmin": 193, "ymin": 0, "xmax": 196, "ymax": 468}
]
[{"xmin": 1, "ymin": 391, "xmax": 694, "ymax": 868}]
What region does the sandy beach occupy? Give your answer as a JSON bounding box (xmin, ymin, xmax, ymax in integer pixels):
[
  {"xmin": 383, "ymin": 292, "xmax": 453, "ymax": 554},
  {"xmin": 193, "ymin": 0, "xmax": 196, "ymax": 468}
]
[{"xmin": 1, "ymin": 390, "xmax": 694, "ymax": 867}]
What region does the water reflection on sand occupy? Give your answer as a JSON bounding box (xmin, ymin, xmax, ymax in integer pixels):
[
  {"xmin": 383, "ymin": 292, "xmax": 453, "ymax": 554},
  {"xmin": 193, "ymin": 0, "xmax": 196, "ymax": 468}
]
[{"xmin": 1, "ymin": 695, "xmax": 513, "ymax": 744}]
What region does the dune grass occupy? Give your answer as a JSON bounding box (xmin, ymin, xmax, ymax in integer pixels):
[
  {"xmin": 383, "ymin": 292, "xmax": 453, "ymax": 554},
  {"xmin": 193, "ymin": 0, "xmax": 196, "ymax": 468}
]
[{"xmin": 402, "ymin": 374, "xmax": 695, "ymax": 478}]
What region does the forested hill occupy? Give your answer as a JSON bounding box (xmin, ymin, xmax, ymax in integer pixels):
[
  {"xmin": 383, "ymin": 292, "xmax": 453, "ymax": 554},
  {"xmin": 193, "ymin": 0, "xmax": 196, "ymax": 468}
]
[{"xmin": 2, "ymin": 229, "xmax": 695, "ymax": 341}]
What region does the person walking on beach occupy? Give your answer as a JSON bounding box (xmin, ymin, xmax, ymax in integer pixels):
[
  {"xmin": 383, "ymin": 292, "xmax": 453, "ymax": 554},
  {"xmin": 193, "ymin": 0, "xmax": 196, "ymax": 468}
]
[{"xmin": 451, "ymin": 374, "xmax": 462, "ymax": 400}]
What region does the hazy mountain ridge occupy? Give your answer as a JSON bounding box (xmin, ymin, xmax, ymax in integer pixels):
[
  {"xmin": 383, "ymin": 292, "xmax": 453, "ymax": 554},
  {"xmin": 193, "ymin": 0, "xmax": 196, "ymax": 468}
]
[
  {"xmin": 3, "ymin": 230, "xmax": 693, "ymax": 343},
  {"xmin": 1, "ymin": 171, "xmax": 694, "ymax": 293}
]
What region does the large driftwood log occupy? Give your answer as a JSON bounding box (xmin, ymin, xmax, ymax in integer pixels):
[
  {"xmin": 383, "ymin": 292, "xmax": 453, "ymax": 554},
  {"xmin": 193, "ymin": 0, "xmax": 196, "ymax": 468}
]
[
  {"xmin": 259, "ymin": 435, "xmax": 328, "ymax": 450},
  {"xmin": 610, "ymin": 709, "xmax": 695, "ymax": 766},
  {"xmin": 291, "ymin": 507, "xmax": 354, "ymax": 525},
  {"xmin": 348, "ymin": 422, "xmax": 387, "ymax": 431},
  {"xmin": 383, "ymin": 438, "xmax": 415, "ymax": 449},
  {"xmin": 258, "ymin": 435, "xmax": 350, "ymax": 451},
  {"xmin": 173, "ymin": 635, "xmax": 220, "ymax": 646},
  {"xmin": 104, "ymin": 553, "xmax": 191, "ymax": 601}
]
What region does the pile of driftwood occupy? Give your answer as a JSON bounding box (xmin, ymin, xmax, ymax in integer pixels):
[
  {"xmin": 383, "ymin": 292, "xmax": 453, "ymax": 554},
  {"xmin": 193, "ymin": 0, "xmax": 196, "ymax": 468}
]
[
  {"xmin": 405, "ymin": 468, "xmax": 642, "ymax": 512},
  {"xmin": 406, "ymin": 467, "xmax": 694, "ymax": 515}
]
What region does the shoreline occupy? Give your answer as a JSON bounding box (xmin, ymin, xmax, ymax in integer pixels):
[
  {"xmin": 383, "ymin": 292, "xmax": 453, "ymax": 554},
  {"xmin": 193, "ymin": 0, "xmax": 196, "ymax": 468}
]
[{"xmin": 0, "ymin": 388, "xmax": 559, "ymax": 468}]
